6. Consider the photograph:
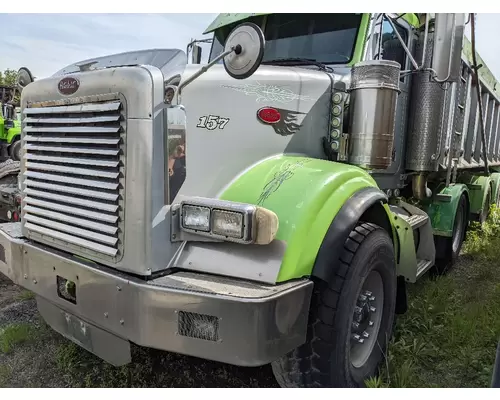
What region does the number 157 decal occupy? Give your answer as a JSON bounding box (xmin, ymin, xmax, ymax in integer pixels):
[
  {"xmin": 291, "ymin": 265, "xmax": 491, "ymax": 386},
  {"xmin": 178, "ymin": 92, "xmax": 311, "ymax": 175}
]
[{"xmin": 196, "ymin": 115, "xmax": 230, "ymax": 130}]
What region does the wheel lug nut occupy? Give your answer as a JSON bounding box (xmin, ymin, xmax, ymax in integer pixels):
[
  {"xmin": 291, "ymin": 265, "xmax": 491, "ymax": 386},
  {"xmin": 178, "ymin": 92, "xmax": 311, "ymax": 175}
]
[
  {"xmin": 362, "ymin": 331, "xmax": 369, "ymax": 338},
  {"xmin": 352, "ymin": 321, "xmax": 359, "ymax": 329},
  {"xmin": 364, "ymin": 290, "xmax": 372, "ymax": 297},
  {"xmin": 369, "ymin": 296, "xmax": 375, "ymax": 301},
  {"xmin": 352, "ymin": 334, "xmax": 364, "ymax": 343},
  {"xmin": 370, "ymin": 306, "xmax": 376, "ymax": 313},
  {"xmin": 358, "ymin": 294, "xmax": 367, "ymax": 302},
  {"xmin": 368, "ymin": 320, "xmax": 374, "ymax": 326},
  {"xmin": 354, "ymin": 306, "xmax": 363, "ymax": 314}
]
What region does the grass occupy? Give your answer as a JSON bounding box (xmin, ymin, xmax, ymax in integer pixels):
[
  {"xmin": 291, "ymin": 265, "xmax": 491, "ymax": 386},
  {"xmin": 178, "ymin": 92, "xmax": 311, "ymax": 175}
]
[
  {"xmin": 52, "ymin": 341, "xmax": 277, "ymax": 388},
  {"xmin": 0, "ymin": 323, "xmax": 37, "ymax": 353},
  {"xmin": 367, "ymin": 204, "xmax": 500, "ymax": 388},
  {"xmin": 16, "ymin": 290, "xmax": 35, "ymax": 301},
  {"xmin": 0, "ymin": 364, "xmax": 11, "ymax": 386},
  {"xmin": 55, "ymin": 342, "xmax": 132, "ymax": 388}
]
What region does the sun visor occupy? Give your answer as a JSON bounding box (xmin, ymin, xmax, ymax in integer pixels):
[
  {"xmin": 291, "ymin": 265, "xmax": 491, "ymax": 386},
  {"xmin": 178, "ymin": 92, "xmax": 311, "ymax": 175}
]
[
  {"xmin": 52, "ymin": 49, "xmax": 187, "ymax": 77},
  {"xmin": 203, "ymin": 13, "xmax": 270, "ymax": 34}
]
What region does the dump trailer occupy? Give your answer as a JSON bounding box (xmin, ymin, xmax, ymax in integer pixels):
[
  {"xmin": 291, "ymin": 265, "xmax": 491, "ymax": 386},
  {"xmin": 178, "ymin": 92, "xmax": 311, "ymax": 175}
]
[{"xmin": 0, "ymin": 13, "xmax": 498, "ymax": 388}]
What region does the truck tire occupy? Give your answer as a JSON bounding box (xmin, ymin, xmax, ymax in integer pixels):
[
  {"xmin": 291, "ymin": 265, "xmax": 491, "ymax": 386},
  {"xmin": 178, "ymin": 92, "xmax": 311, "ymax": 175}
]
[
  {"xmin": 433, "ymin": 193, "xmax": 468, "ymax": 275},
  {"xmin": 8, "ymin": 140, "xmax": 21, "ymax": 162},
  {"xmin": 271, "ymin": 222, "xmax": 397, "ymax": 388}
]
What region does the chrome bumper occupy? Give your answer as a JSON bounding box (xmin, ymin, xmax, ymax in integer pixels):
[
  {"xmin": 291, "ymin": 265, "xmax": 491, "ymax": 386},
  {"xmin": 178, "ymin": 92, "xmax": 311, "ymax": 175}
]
[{"xmin": 0, "ymin": 223, "xmax": 313, "ymax": 367}]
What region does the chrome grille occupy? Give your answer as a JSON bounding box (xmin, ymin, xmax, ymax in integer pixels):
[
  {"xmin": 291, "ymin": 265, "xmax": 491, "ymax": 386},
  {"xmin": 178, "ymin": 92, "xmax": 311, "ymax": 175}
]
[{"xmin": 22, "ymin": 95, "xmax": 125, "ymax": 262}]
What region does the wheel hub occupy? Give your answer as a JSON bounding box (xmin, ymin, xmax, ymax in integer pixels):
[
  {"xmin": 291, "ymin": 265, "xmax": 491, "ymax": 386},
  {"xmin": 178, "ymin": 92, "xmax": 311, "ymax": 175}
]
[
  {"xmin": 351, "ymin": 290, "xmax": 376, "ymax": 344},
  {"xmin": 349, "ymin": 270, "xmax": 384, "ymax": 369}
]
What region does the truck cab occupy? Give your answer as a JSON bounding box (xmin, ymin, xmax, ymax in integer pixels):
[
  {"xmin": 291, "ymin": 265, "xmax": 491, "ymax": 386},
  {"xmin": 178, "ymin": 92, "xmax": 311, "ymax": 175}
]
[
  {"xmin": 0, "ymin": 98, "xmax": 22, "ymax": 160},
  {"xmin": 202, "ymin": 13, "xmax": 417, "ymax": 192}
]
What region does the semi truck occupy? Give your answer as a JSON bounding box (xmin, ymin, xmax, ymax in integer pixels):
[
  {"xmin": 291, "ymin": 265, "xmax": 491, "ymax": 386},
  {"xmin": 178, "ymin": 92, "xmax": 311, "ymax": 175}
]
[
  {"xmin": 0, "ymin": 12, "xmax": 498, "ymax": 388},
  {"xmin": 0, "ymin": 68, "xmax": 34, "ymax": 161},
  {"xmin": 0, "ymin": 68, "xmax": 34, "ymax": 223}
]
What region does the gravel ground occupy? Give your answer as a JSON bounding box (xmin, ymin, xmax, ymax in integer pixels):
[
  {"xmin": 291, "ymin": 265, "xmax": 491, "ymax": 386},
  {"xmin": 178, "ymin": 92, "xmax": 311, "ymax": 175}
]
[{"xmin": 0, "ymin": 273, "xmax": 279, "ymax": 388}]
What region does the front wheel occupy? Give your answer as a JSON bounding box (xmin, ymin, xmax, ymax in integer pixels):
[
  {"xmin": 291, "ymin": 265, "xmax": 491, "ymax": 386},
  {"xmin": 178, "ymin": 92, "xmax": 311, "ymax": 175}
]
[
  {"xmin": 8, "ymin": 140, "xmax": 21, "ymax": 161},
  {"xmin": 271, "ymin": 222, "xmax": 397, "ymax": 388}
]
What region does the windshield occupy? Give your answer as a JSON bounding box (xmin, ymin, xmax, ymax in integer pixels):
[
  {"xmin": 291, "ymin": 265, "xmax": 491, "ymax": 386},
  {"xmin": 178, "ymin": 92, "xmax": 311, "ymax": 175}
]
[{"xmin": 209, "ymin": 13, "xmax": 362, "ymax": 65}]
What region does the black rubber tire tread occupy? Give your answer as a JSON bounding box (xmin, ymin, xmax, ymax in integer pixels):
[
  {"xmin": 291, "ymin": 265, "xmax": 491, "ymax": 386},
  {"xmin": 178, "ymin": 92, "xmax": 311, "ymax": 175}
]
[
  {"xmin": 271, "ymin": 222, "xmax": 396, "ymax": 388},
  {"xmin": 8, "ymin": 139, "xmax": 21, "ymax": 162}
]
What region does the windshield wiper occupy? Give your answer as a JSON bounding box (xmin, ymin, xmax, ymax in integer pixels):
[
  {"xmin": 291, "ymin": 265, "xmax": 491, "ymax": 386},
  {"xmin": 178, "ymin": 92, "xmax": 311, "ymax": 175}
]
[{"xmin": 261, "ymin": 58, "xmax": 333, "ymax": 72}]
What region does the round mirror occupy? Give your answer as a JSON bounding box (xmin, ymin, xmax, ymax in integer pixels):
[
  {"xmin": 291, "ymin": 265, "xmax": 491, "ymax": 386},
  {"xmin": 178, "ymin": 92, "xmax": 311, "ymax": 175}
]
[
  {"xmin": 223, "ymin": 22, "xmax": 265, "ymax": 80},
  {"xmin": 16, "ymin": 67, "xmax": 34, "ymax": 93}
]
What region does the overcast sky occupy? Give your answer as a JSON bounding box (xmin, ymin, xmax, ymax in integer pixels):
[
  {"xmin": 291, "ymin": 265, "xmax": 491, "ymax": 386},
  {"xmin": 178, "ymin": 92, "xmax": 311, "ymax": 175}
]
[{"xmin": 0, "ymin": 13, "xmax": 499, "ymax": 80}]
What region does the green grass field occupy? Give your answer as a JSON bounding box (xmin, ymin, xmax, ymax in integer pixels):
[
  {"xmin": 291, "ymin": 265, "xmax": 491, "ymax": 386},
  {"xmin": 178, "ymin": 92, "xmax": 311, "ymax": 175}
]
[{"xmin": 367, "ymin": 205, "xmax": 500, "ymax": 388}]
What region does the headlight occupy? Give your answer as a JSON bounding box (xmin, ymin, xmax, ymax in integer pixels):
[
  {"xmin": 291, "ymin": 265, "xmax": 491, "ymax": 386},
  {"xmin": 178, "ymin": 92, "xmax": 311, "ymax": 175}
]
[
  {"xmin": 178, "ymin": 197, "xmax": 279, "ymax": 245},
  {"xmin": 182, "ymin": 205, "xmax": 210, "ymax": 232},
  {"xmin": 212, "ymin": 209, "xmax": 244, "ymax": 238}
]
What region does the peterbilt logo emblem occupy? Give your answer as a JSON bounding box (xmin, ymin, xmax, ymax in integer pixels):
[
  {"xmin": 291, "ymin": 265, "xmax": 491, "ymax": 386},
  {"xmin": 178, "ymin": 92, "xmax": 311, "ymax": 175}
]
[{"xmin": 58, "ymin": 77, "xmax": 80, "ymax": 95}]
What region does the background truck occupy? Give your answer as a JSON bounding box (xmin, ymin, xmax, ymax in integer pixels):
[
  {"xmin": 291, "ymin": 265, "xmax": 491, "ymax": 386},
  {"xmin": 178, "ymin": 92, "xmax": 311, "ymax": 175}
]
[
  {"xmin": 0, "ymin": 12, "xmax": 498, "ymax": 388},
  {"xmin": 0, "ymin": 68, "xmax": 34, "ymax": 223},
  {"xmin": 0, "ymin": 68, "xmax": 34, "ymax": 161}
]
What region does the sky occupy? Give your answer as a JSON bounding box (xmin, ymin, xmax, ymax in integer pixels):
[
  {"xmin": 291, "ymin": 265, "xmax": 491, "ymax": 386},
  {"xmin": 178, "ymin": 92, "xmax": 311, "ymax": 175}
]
[
  {"xmin": 0, "ymin": 13, "xmax": 218, "ymax": 78},
  {"xmin": 0, "ymin": 13, "xmax": 499, "ymax": 80}
]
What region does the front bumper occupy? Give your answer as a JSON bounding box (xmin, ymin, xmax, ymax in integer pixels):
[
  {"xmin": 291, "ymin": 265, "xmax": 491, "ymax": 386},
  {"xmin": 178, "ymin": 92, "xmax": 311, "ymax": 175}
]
[{"xmin": 0, "ymin": 223, "xmax": 313, "ymax": 367}]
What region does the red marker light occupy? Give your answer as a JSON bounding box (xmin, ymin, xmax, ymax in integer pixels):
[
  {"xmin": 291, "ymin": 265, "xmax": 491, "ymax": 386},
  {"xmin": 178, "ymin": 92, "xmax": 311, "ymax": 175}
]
[
  {"xmin": 257, "ymin": 107, "xmax": 281, "ymax": 124},
  {"xmin": 12, "ymin": 212, "xmax": 19, "ymax": 222}
]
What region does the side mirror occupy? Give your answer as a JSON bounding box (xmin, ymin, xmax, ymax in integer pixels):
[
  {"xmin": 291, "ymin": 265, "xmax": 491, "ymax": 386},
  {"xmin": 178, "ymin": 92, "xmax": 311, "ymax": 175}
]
[
  {"xmin": 432, "ymin": 13, "xmax": 466, "ymax": 82},
  {"xmin": 15, "ymin": 66, "xmax": 35, "ymax": 102},
  {"xmin": 176, "ymin": 22, "xmax": 265, "ymax": 102},
  {"xmin": 17, "ymin": 67, "xmax": 34, "ymax": 91},
  {"xmin": 191, "ymin": 44, "xmax": 202, "ymax": 64},
  {"xmin": 223, "ymin": 22, "xmax": 265, "ymax": 80}
]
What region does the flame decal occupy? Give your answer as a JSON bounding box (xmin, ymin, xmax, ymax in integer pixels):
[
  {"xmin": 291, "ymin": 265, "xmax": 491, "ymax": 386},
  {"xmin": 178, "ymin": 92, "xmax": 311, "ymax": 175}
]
[{"xmin": 270, "ymin": 108, "xmax": 305, "ymax": 136}]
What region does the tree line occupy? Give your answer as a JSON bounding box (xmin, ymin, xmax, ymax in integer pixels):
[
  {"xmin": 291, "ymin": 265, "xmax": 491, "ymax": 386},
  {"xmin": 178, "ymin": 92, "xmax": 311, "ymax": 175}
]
[{"xmin": 0, "ymin": 69, "xmax": 18, "ymax": 87}]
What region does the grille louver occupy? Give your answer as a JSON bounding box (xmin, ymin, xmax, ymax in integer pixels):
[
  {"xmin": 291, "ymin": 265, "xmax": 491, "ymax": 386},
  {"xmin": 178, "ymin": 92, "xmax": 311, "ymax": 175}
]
[{"xmin": 22, "ymin": 96, "xmax": 125, "ymax": 261}]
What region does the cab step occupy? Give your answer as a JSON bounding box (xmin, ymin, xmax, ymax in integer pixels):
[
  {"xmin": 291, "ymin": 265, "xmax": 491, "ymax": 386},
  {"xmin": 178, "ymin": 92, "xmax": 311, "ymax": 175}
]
[
  {"xmin": 390, "ymin": 201, "xmax": 436, "ymax": 283},
  {"xmin": 400, "ymin": 214, "xmax": 429, "ymax": 230},
  {"xmin": 416, "ymin": 259, "xmax": 434, "ymax": 278}
]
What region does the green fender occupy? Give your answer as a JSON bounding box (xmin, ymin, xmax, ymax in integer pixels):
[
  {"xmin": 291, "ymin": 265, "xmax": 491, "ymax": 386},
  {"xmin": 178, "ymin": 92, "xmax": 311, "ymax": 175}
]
[
  {"xmin": 425, "ymin": 183, "xmax": 470, "ymax": 237},
  {"xmin": 460, "ymin": 174, "xmax": 492, "ymax": 216},
  {"xmin": 219, "ymin": 154, "xmax": 394, "ymax": 282},
  {"xmin": 490, "ymin": 173, "xmax": 500, "ymax": 205},
  {"xmin": 6, "ymin": 124, "xmax": 21, "ymax": 144}
]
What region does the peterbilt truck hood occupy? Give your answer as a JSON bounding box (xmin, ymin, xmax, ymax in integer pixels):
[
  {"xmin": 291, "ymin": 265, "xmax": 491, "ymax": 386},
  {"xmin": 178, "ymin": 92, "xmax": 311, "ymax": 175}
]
[{"xmin": 175, "ymin": 64, "xmax": 349, "ymax": 200}]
